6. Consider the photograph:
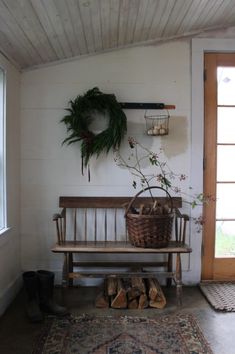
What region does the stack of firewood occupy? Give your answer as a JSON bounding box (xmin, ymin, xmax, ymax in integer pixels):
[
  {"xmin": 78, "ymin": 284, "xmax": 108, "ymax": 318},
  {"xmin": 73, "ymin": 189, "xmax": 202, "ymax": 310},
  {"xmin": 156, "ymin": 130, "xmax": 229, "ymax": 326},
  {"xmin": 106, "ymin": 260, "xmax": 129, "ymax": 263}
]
[
  {"xmin": 130, "ymin": 201, "xmax": 171, "ymax": 216},
  {"xmin": 95, "ymin": 277, "xmax": 166, "ymax": 309}
]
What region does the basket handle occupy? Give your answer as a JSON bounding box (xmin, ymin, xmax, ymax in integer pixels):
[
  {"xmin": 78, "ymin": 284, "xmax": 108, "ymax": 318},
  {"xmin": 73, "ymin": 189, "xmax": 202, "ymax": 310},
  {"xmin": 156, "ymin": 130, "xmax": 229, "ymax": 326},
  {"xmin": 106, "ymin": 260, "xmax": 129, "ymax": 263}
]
[{"xmin": 125, "ymin": 186, "xmax": 173, "ymax": 217}]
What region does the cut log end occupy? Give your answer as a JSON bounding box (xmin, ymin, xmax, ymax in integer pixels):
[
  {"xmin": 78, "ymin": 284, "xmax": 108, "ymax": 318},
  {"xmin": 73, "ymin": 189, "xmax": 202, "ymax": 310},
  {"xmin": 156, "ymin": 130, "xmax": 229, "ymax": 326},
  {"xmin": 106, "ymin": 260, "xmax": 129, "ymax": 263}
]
[
  {"xmin": 95, "ymin": 292, "xmax": 109, "ymax": 308},
  {"xmin": 111, "ymin": 279, "xmax": 127, "ymax": 309}
]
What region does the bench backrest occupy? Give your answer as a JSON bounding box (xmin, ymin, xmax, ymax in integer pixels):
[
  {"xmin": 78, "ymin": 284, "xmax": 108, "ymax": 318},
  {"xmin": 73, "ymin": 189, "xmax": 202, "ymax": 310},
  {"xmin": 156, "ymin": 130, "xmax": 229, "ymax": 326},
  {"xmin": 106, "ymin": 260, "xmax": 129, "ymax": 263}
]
[
  {"xmin": 55, "ymin": 196, "xmax": 182, "ymax": 243},
  {"xmin": 59, "ymin": 196, "xmax": 182, "ymax": 209}
]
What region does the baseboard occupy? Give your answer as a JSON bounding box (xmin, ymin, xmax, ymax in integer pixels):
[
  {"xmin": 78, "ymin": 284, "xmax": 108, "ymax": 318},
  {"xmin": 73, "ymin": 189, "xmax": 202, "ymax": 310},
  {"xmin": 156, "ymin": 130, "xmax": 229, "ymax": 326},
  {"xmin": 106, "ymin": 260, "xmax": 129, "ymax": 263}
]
[{"xmin": 0, "ymin": 274, "xmax": 22, "ymax": 316}]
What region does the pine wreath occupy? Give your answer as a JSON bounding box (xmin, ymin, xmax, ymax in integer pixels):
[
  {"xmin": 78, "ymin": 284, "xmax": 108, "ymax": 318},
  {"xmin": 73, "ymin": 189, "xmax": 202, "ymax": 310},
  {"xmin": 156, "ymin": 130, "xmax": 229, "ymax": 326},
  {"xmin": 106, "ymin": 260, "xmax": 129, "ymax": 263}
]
[{"xmin": 61, "ymin": 87, "xmax": 127, "ymax": 176}]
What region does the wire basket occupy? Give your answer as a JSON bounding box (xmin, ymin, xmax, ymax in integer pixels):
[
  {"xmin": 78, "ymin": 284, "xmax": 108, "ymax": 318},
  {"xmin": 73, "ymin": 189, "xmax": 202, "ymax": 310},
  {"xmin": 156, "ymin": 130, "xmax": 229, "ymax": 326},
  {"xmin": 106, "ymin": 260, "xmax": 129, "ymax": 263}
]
[
  {"xmin": 125, "ymin": 186, "xmax": 174, "ymax": 248},
  {"xmin": 145, "ymin": 110, "xmax": 170, "ymax": 136}
]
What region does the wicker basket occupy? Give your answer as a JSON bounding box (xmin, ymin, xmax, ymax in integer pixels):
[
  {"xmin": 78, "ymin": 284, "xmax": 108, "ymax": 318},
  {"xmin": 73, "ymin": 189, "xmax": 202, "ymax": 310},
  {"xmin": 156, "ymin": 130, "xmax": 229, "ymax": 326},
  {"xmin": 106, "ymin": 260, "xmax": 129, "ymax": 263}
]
[{"xmin": 125, "ymin": 186, "xmax": 174, "ymax": 248}]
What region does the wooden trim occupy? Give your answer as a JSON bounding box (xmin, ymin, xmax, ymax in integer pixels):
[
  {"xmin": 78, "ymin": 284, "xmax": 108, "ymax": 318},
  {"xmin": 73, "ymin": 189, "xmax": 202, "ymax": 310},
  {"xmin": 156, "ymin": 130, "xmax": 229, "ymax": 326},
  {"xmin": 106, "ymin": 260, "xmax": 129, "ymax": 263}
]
[
  {"xmin": 214, "ymin": 258, "xmax": 235, "ymax": 280},
  {"xmin": 212, "ymin": 53, "xmax": 235, "ymax": 66},
  {"xmin": 202, "ymin": 53, "xmax": 217, "ymax": 280}
]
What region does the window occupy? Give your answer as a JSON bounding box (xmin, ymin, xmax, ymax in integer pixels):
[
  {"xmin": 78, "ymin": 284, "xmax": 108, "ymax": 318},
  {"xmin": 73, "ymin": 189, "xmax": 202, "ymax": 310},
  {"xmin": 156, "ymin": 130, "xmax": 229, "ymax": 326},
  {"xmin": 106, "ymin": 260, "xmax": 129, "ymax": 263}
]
[{"xmin": 0, "ymin": 68, "xmax": 6, "ymax": 232}]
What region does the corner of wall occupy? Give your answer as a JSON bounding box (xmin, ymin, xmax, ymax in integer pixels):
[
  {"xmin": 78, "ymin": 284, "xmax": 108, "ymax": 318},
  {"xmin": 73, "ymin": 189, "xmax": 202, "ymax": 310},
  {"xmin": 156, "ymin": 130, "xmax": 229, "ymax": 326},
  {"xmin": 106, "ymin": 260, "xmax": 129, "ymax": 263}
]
[{"xmin": 0, "ymin": 274, "xmax": 22, "ymax": 316}]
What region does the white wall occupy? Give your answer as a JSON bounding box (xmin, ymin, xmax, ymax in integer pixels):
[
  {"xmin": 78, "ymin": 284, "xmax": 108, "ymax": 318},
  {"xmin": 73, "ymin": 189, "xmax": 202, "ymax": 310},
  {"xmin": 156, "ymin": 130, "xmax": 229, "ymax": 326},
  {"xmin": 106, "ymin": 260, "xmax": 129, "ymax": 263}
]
[
  {"xmin": 0, "ymin": 54, "xmax": 21, "ymax": 315},
  {"xmin": 21, "ymin": 41, "xmax": 200, "ymax": 283}
]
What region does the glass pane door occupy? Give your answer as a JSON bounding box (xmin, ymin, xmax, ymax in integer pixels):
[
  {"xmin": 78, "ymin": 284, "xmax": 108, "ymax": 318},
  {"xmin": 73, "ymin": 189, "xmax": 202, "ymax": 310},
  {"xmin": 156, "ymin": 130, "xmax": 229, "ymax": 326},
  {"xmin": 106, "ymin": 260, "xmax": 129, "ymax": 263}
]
[{"xmin": 216, "ymin": 67, "xmax": 235, "ymax": 258}]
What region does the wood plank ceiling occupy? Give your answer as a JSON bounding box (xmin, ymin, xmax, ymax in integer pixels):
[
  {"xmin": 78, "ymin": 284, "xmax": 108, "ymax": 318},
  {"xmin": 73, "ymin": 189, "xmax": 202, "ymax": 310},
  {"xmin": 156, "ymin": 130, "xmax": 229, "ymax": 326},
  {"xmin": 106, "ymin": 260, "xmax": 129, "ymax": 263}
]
[{"xmin": 0, "ymin": 0, "xmax": 235, "ymax": 70}]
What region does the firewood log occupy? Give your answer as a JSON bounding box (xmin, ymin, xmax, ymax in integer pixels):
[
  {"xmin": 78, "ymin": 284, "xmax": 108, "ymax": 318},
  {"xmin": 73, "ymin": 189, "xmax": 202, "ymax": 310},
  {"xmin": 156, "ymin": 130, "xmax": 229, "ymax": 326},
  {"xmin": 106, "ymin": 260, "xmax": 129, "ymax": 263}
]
[
  {"xmin": 107, "ymin": 278, "xmax": 117, "ymax": 296},
  {"xmin": 127, "ymin": 287, "xmax": 141, "ymax": 301},
  {"xmin": 95, "ymin": 280, "xmax": 109, "ymax": 308},
  {"xmin": 122, "ymin": 278, "xmax": 132, "ymax": 291},
  {"xmin": 146, "ymin": 278, "xmax": 159, "ymax": 301},
  {"xmin": 128, "ymin": 298, "xmax": 139, "ymax": 309},
  {"xmin": 148, "ymin": 278, "xmax": 166, "ymax": 309},
  {"xmin": 138, "ymin": 294, "xmax": 149, "ymax": 309},
  {"xmin": 149, "ymin": 200, "xmax": 157, "ymax": 214},
  {"xmin": 131, "ymin": 277, "xmax": 146, "ymax": 294},
  {"xmin": 95, "ymin": 292, "xmax": 109, "ymax": 308},
  {"xmin": 139, "ymin": 204, "xmax": 145, "ymax": 215},
  {"xmin": 149, "ymin": 297, "xmax": 166, "ymax": 309},
  {"xmin": 126, "ymin": 277, "xmax": 146, "ymax": 300},
  {"xmin": 111, "ymin": 279, "xmax": 127, "ymax": 309}
]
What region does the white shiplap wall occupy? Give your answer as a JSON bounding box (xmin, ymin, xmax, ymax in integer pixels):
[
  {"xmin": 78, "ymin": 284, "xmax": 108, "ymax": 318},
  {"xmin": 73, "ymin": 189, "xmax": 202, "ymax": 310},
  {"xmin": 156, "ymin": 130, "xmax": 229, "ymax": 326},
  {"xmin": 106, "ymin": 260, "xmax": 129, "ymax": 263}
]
[{"xmin": 20, "ymin": 40, "xmax": 198, "ymax": 283}]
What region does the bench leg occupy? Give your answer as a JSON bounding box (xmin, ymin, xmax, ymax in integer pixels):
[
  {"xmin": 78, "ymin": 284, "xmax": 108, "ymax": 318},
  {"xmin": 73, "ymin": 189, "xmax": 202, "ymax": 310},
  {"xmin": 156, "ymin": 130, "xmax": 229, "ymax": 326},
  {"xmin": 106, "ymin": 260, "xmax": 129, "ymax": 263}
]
[
  {"xmin": 62, "ymin": 252, "xmax": 69, "ymax": 287},
  {"xmin": 175, "ymin": 253, "xmax": 182, "ymax": 306},
  {"xmin": 167, "ymin": 253, "xmax": 172, "ymax": 287},
  {"xmin": 68, "ymin": 253, "xmax": 73, "ymax": 287}
]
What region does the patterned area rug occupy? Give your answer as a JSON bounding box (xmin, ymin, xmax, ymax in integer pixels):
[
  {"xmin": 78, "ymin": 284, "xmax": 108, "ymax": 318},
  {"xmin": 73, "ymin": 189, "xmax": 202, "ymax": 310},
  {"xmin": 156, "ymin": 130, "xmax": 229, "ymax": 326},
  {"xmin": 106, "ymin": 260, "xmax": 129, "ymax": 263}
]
[
  {"xmin": 32, "ymin": 313, "xmax": 213, "ymax": 354},
  {"xmin": 199, "ymin": 282, "xmax": 235, "ymax": 311}
]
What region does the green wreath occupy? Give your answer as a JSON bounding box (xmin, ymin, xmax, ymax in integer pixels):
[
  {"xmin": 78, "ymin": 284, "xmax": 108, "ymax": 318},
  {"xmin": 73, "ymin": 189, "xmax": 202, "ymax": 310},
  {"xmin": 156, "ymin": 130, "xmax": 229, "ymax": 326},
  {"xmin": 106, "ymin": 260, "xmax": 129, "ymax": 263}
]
[{"xmin": 61, "ymin": 87, "xmax": 127, "ymax": 171}]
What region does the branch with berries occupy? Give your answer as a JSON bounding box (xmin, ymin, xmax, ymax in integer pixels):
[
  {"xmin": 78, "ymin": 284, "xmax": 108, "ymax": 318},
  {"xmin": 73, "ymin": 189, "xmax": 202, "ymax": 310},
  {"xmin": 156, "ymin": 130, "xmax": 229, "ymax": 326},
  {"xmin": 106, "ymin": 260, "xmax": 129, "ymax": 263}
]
[{"xmin": 114, "ymin": 137, "xmax": 215, "ymax": 231}]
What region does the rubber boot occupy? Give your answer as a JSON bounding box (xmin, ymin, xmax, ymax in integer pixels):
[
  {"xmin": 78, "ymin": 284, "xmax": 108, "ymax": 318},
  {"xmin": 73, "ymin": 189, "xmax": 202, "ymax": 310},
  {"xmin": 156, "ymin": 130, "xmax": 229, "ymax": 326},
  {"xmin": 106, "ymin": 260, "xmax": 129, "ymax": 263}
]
[
  {"xmin": 22, "ymin": 271, "xmax": 43, "ymax": 323},
  {"xmin": 37, "ymin": 270, "xmax": 68, "ymax": 316}
]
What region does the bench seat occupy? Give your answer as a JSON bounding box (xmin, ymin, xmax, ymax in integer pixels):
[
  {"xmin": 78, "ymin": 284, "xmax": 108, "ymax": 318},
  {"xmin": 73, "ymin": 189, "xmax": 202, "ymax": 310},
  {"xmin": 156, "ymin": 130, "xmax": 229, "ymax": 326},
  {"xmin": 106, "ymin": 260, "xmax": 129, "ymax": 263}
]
[{"xmin": 52, "ymin": 240, "xmax": 191, "ymax": 253}]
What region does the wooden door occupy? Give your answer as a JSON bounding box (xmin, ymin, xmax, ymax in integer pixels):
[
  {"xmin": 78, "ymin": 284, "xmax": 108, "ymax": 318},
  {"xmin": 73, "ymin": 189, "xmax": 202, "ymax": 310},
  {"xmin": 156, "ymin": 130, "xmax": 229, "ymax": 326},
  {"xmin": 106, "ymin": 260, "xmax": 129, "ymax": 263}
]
[{"xmin": 202, "ymin": 53, "xmax": 235, "ymax": 280}]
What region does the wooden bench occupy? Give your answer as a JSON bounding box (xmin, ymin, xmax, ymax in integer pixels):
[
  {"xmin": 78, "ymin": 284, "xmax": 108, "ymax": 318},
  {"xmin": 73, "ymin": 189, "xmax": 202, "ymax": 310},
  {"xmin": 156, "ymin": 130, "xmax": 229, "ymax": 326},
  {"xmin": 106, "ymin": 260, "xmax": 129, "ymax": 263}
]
[{"xmin": 52, "ymin": 196, "xmax": 191, "ymax": 305}]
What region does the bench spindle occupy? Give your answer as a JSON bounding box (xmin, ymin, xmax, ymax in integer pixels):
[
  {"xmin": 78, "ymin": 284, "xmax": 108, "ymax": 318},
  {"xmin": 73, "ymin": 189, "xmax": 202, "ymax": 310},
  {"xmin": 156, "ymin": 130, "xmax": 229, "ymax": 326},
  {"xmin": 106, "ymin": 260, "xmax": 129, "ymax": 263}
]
[
  {"xmin": 94, "ymin": 208, "xmax": 97, "ymax": 243},
  {"xmin": 114, "ymin": 208, "xmax": 117, "ymax": 242},
  {"xmin": 85, "ymin": 208, "xmax": 87, "ymax": 242},
  {"xmin": 105, "ymin": 209, "xmax": 107, "ymax": 242},
  {"xmin": 74, "ymin": 208, "xmax": 77, "ymax": 242}
]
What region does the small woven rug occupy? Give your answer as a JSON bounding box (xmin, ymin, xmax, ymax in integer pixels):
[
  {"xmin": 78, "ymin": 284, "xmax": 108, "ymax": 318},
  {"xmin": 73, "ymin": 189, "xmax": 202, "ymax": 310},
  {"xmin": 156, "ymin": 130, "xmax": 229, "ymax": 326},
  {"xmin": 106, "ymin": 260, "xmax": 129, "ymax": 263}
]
[
  {"xmin": 32, "ymin": 313, "xmax": 212, "ymax": 354},
  {"xmin": 199, "ymin": 282, "xmax": 235, "ymax": 311}
]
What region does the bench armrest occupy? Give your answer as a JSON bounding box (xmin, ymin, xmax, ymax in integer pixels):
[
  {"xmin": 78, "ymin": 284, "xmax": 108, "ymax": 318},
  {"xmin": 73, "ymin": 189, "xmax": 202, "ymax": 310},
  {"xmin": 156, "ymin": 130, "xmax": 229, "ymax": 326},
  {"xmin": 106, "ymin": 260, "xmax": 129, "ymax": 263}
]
[
  {"xmin": 175, "ymin": 208, "xmax": 189, "ymax": 221},
  {"xmin": 53, "ymin": 213, "xmax": 62, "ymax": 221},
  {"xmin": 53, "ymin": 208, "xmax": 66, "ymax": 244}
]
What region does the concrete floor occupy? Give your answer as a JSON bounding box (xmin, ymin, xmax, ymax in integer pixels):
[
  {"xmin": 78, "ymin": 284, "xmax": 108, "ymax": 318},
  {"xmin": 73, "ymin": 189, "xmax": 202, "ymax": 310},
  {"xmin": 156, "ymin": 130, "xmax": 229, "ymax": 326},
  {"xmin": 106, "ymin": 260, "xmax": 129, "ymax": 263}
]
[{"xmin": 0, "ymin": 285, "xmax": 234, "ymax": 354}]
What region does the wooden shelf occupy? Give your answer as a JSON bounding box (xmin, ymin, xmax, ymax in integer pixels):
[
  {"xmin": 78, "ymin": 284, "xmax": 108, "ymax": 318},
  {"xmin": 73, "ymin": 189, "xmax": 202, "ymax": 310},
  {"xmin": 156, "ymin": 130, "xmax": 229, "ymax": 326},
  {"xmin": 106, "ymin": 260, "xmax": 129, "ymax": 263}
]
[{"xmin": 119, "ymin": 102, "xmax": 175, "ymax": 110}]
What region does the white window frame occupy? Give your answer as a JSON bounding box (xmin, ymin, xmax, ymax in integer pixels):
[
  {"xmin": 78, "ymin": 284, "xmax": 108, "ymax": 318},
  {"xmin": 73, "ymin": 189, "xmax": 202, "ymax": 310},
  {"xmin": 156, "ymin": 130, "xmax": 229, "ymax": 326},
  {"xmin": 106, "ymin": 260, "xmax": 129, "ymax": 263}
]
[{"xmin": 0, "ymin": 67, "xmax": 7, "ymax": 234}]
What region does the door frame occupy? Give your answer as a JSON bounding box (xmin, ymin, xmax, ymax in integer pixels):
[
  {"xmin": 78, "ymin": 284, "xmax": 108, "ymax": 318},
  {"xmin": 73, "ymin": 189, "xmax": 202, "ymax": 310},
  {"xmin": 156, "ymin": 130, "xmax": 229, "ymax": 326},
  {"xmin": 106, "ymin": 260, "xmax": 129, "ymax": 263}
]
[
  {"xmin": 191, "ymin": 39, "xmax": 235, "ymax": 282},
  {"xmin": 203, "ymin": 53, "xmax": 235, "ymax": 280}
]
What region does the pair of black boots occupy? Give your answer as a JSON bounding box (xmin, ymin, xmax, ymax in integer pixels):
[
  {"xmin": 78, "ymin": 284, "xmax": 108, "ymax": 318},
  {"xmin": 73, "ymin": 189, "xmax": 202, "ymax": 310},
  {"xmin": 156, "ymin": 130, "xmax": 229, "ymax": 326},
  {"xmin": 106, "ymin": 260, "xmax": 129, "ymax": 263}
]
[{"xmin": 23, "ymin": 270, "xmax": 68, "ymax": 322}]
